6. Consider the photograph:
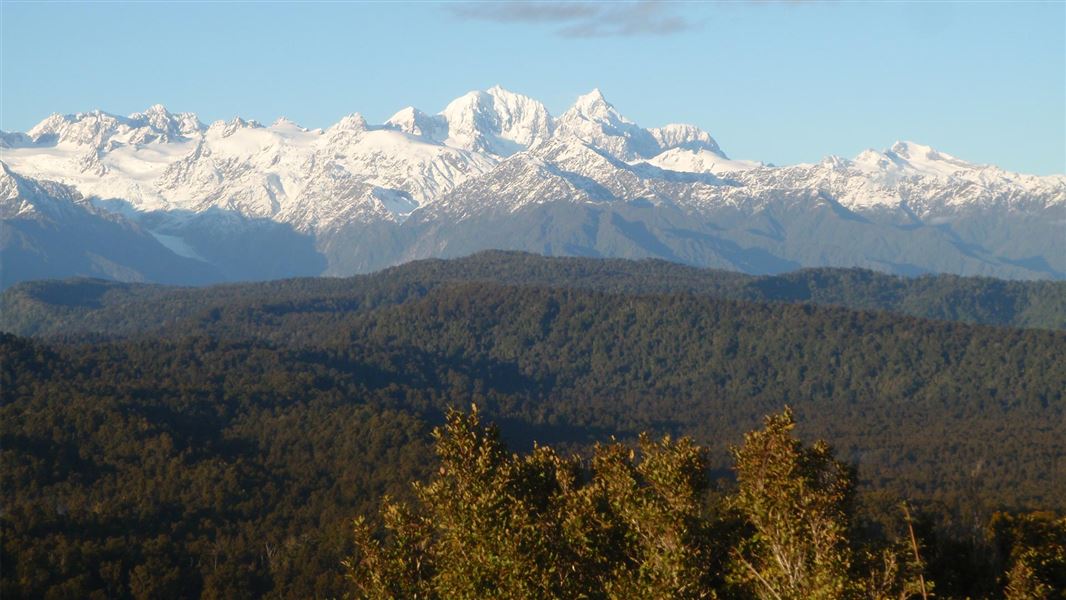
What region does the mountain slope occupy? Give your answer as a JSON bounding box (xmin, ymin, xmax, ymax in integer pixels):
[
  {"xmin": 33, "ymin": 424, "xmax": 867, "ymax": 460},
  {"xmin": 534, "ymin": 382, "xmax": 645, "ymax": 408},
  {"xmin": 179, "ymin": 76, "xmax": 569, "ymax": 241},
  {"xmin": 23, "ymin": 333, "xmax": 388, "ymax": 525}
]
[
  {"xmin": 3, "ymin": 276, "xmax": 1064, "ymax": 597},
  {"xmin": 2, "ymin": 88, "xmax": 1063, "ymax": 284},
  {"xmin": 0, "ymin": 163, "xmax": 222, "ymax": 287},
  {"xmin": 3, "ymin": 251, "xmax": 1063, "ymax": 338}
]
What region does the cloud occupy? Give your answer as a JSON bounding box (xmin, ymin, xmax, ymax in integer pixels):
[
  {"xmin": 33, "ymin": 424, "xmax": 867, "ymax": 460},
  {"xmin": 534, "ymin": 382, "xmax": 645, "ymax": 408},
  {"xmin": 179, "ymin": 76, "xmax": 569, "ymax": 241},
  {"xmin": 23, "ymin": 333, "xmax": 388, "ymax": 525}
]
[{"xmin": 446, "ymin": 1, "xmax": 700, "ymax": 38}]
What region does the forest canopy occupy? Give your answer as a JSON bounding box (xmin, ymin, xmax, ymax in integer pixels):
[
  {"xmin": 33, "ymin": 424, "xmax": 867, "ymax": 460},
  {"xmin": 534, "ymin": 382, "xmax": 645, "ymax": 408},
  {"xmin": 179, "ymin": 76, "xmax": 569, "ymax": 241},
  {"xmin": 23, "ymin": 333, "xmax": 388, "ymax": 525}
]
[
  {"xmin": 2, "ymin": 253, "xmax": 1064, "ymax": 598},
  {"xmin": 350, "ymin": 407, "xmax": 1063, "ymax": 600},
  {"xmin": 3, "ymin": 251, "xmax": 1064, "ymax": 338}
]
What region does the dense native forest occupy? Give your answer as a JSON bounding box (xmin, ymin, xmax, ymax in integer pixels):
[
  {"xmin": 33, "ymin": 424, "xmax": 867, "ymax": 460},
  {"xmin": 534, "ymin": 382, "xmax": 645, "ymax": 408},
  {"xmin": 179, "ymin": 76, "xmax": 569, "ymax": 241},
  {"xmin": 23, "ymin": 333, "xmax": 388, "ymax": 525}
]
[
  {"xmin": 1, "ymin": 252, "xmax": 1064, "ymax": 598},
  {"xmin": 3, "ymin": 251, "xmax": 1065, "ymax": 338}
]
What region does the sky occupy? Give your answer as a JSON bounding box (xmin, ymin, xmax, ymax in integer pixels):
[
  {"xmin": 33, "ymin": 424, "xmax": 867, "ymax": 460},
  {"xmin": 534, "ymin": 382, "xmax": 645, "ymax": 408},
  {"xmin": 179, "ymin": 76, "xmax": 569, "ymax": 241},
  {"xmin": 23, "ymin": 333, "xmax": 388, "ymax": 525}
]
[{"xmin": 1, "ymin": 1, "xmax": 1064, "ymax": 175}]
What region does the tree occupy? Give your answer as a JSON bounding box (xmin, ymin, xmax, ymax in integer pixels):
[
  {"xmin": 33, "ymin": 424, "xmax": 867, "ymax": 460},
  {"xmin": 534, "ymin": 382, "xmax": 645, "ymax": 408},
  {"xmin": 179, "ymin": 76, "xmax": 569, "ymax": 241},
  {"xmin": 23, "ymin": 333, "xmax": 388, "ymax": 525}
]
[
  {"xmin": 728, "ymin": 408, "xmax": 855, "ymax": 599},
  {"xmin": 346, "ymin": 406, "xmax": 725, "ymax": 599},
  {"xmin": 729, "ymin": 408, "xmax": 929, "ymax": 600},
  {"xmin": 993, "ymin": 512, "xmax": 1066, "ymax": 600}
]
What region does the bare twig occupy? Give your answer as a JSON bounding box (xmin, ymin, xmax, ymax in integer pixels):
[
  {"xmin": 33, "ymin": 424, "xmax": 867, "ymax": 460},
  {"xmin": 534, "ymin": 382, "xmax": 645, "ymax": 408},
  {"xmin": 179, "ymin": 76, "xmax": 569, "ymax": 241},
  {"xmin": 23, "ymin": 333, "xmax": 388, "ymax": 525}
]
[
  {"xmin": 902, "ymin": 502, "xmax": 929, "ymax": 600},
  {"xmin": 738, "ymin": 554, "xmax": 785, "ymax": 600}
]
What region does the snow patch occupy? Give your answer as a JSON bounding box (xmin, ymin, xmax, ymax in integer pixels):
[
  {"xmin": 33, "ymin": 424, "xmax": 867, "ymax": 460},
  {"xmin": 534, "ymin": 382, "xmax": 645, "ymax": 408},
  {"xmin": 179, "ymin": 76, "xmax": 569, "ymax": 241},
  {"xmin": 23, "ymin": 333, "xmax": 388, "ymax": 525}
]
[{"xmin": 149, "ymin": 231, "xmax": 207, "ymax": 261}]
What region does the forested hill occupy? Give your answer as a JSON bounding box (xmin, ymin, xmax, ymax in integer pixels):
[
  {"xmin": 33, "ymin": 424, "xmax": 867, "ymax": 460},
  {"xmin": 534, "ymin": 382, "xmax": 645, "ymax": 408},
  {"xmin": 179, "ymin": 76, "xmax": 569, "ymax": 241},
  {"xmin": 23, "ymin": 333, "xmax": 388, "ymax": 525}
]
[
  {"xmin": 3, "ymin": 263, "xmax": 1065, "ymax": 597},
  {"xmin": 2, "ymin": 251, "xmax": 1065, "ymax": 338}
]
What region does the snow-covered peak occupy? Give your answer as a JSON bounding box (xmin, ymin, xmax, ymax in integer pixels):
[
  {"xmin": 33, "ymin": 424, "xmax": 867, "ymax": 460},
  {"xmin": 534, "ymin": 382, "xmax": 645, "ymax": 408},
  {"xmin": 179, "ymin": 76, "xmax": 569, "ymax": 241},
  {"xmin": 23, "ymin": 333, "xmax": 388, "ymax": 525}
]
[
  {"xmin": 850, "ymin": 149, "xmax": 885, "ymax": 166},
  {"xmin": 1, "ymin": 161, "xmax": 37, "ymax": 209},
  {"xmin": 889, "ymin": 140, "xmax": 944, "ymax": 161},
  {"xmin": 27, "ymin": 110, "xmax": 123, "ymax": 147},
  {"xmin": 4, "ymin": 95, "xmax": 1063, "ymax": 251},
  {"xmin": 486, "ymin": 84, "xmax": 515, "ymax": 95},
  {"xmin": 385, "ymin": 106, "xmax": 446, "ymax": 140},
  {"xmin": 27, "ymin": 113, "xmax": 71, "ymax": 139},
  {"xmin": 848, "ymin": 141, "xmax": 977, "ymax": 179},
  {"xmin": 817, "ymin": 154, "xmax": 850, "ymax": 169},
  {"xmin": 207, "ymin": 117, "xmax": 265, "ymax": 138},
  {"xmin": 0, "ymin": 161, "xmax": 94, "ymax": 221},
  {"xmin": 649, "ymin": 124, "xmax": 723, "ymax": 155},
  {"xmin": 567, "ymin": 88, "xmax": 617, "ymax": 121},
  {"xmin": 787, "ymin": 141, "xmax": 1066, "ymax": 211},
  {"xmin": 127, "ymin": 104, "xmax": 204, "ymax": 142},
  {"xmin": 436, "ymin": 86, "xmax": 552, "ymax": 157},
  {"xmin": 644, "ymin": 147, "xmax": 763, "ymax": 175},
  {"xmin": 479, "ymin": 85, "xmax": 553, "ymax": 147},
  {"xmin": 136, "ymin": 103, "xmax": 172, "ymax": 123},
  {"xmin": 887, "ymin": 141, "xmax": 975, "ymax": 174},
  {"xmin": 271, "ymin": 117, "xmax": 302, "ymax": 129},
  {"xmin": 330, "ymin": 113, "xmax": 369, "ymax": 133},
  {"xmin": 386, "ymin": 106, "xmax": 417, "ymax": 127},
  {"xmin": 558, "ymin": 93, "xmax": 726, "ymax": 159},
  {"xmin": 1, "ymin": 160, "xmax": 23, "ymax": 192},
  {"xmin": 555, "ymin": 89, "xmax": 660, "ymax": 161},
  {"xmin": 24, "ymin": 106, "xmax": 205, "ymax": 150}
]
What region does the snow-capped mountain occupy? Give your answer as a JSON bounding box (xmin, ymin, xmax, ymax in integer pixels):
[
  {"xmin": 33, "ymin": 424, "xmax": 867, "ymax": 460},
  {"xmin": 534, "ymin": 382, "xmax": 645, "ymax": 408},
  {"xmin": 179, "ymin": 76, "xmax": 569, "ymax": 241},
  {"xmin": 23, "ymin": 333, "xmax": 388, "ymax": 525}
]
[
  {"xmin": 0, "ymin": 162, "xmax": 221, "ymax": 286},
  {"xmin": 437, "ymin": 85, "xmax": 554, "ymax": 157},
  {"xmin": 644, "ymin": 148, "xmax": 764, "ymax": 176},
  {"xmin": 1, "ymin": 161, "xmax": 93, "ymax": 221},
  {"xmin": 385, "ymin": 86, "xmax": 552, "ymax": 157},
  {"xmin": 553, "ymin": 89, "xmax": 662, "ymax": 161},
  {"xmin": 2, "ymin": 87, "xmax": 1063, "ymax": 286}
]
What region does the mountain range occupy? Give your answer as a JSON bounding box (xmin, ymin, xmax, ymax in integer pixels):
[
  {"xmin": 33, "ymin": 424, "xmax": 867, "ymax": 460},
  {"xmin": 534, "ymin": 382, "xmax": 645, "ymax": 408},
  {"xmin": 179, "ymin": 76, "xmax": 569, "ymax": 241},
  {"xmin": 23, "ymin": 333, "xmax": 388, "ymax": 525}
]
[{"xmin": 2, "ymin": 86, "xmax": 1063, "ymax": 287}]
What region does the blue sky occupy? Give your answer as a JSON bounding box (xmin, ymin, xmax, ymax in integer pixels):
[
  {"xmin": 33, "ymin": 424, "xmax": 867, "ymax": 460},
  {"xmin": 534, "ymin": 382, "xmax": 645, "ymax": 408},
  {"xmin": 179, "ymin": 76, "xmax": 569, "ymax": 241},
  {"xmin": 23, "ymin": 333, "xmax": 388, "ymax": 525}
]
[{"xmin": 2, "ymin": 1, "xmax": 1063, "ymax": 174}]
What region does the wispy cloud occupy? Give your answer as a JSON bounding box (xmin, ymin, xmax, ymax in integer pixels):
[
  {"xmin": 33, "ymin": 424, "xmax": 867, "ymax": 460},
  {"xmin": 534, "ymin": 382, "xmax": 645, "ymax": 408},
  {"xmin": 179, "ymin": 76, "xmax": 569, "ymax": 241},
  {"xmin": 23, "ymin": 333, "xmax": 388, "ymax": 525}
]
[{"xmin": 446, "ymin": 1, "xmax": 700, "ymax": 38}]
